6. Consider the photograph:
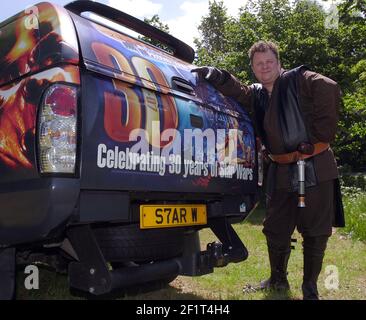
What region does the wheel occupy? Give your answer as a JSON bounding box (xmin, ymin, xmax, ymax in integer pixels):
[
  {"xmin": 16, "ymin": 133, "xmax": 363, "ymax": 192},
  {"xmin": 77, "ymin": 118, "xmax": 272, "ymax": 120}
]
[{"xmin": 93, "ymin": 223, "xmax": 185, "ymax": 262}]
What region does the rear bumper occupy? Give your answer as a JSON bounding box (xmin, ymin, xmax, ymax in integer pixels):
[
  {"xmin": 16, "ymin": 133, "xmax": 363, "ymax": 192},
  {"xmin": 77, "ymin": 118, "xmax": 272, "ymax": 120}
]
[
  {"xmin": 0, "ymin": 178, "xmax": 80, "ymax": 246},
  {"xmin": 0, "ymin": 182, "xmax": 258, "ymax": 246},
  {"xmin": 77, "ymin": 190, "xmax": 259, "ymax": 223},
  {"xmin": 68, "ymin": 220, "xmax": 248, "ymax": 296}
]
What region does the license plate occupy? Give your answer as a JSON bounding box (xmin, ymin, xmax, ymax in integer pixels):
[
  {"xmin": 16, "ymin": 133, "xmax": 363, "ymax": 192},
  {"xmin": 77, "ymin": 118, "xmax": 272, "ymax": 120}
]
[{"xmin": 140, "ymin": 205, "xmax": 207, "ymax": 229}]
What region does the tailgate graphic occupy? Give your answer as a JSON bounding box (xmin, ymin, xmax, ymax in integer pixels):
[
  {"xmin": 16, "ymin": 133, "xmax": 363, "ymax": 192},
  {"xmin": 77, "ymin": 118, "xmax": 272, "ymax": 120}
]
[{"xmin": 75, "ymin": 17, "xmax": 257, "ymax": 193}]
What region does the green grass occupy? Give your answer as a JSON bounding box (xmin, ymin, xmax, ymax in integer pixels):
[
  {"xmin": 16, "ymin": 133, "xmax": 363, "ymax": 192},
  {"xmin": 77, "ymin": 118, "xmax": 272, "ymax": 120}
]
[
  {"xmin": 190, "ymin": 208, "xmax": 366, "ymax": 300},
  {"xmin": 342, "ymin": 190, "xmax": 366, "ymax": 241},
  {"xmin": 16, "ymin": 202, "xmax": 366, "ymax": 300}
]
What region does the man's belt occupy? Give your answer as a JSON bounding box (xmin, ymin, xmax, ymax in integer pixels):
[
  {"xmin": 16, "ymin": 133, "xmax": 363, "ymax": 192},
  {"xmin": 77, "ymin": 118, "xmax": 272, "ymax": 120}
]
[{"xmin": 268, "ymin": 142, "xmax": 330, "ymax": 164}]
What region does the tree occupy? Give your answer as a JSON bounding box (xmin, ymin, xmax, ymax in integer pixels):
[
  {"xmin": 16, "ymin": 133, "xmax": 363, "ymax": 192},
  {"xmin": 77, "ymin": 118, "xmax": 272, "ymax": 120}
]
[
  {"xmin": 138, "ymin": 15, "xmax": 172, "ymax": 52},
  {"xmin": 194, "ymin": 0, "xmax": 366, "ymax": 169},
  {"xmin": 194, "ymin": 1, "xmax": 230, "ymax": 67},
  {"xmin": 335, "ymin": 91, "xmax": 366, "ymax": 169},
  {"xmin": 143, "ymin": 15, "xmax": 170, "ymax": 33},
  {"xmin": 195, "ymin": 0, "xmax": 228, "ymax": 52}
]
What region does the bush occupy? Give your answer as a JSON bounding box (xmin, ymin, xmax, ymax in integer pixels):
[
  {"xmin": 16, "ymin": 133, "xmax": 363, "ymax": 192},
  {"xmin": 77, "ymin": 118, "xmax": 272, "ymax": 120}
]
[
  {"xmin": 334, "ymin": 92, "xmax": 366, "ymax": 170},
  {"xmin": 340, "ymin": 174, "xmax": 366, "ymax": 191},
  {"xmin": 341, "ymin": 190, "xmax": 366, "ymax": 242}
]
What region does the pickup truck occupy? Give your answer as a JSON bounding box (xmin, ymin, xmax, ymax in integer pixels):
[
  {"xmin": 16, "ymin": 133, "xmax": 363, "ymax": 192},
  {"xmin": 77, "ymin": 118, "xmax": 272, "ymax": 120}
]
[{"xmin": 0, "ymin": 1, "xmax": 261, "ymax": 299}]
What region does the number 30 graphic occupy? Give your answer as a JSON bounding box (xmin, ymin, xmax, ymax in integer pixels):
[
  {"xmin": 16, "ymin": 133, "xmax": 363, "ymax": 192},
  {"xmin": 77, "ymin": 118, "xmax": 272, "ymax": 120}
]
[{"xmin": 92, "ymin": 42, "xmax": 178, "ymax": 148}]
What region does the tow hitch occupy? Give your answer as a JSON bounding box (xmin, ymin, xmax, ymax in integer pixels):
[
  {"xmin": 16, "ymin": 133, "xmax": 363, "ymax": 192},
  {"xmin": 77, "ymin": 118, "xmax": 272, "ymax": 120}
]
[
  {"xmin": 178, "ymin": 217, "xmax": 249, "ymax": 276},
  {"xmin": 67, "ymin": 217, "xmax": 248, "ymax": 296}
]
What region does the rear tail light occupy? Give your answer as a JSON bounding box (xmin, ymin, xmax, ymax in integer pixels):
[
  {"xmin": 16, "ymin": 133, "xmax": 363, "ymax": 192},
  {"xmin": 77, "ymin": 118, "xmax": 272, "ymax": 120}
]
[{"xmin": 38, "ymin": 84, "xmax": 78, "ymax": 174}]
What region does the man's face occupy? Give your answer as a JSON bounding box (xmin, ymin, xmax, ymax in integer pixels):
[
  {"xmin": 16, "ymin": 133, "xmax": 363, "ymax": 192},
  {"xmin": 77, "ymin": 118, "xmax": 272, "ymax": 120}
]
[{"xmin": 251, "ymin": 50, "xmax": 281, "ymax": 87}]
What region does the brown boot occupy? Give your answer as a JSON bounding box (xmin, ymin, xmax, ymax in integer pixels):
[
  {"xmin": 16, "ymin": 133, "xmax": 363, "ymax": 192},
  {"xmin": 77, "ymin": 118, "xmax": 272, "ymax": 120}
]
[{"xmin": 302, "ymin": 236, "xmax": 328, "ymax": 300}]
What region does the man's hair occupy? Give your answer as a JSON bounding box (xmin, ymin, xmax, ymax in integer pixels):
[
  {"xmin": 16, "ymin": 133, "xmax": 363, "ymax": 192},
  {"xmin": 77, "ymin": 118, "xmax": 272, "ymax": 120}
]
[{"xmin": 248, "ymin": 41, "xmax": 280, "ymax": 64}]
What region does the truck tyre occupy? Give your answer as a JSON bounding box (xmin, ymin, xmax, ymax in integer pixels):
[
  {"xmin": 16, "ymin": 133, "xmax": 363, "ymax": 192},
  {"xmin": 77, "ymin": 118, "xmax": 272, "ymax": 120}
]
[{"xmin": 93, "ymin": 224, "xmax": 185, "ymax": 262}]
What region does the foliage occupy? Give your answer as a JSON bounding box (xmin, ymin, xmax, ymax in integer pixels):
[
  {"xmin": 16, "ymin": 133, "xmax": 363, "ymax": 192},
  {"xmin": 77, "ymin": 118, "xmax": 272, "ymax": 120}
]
[
  {"xmin": 335, "ymin": 91, "xmax": 366, "ymax": 169},
  {"xmin": 194, "ymin": 0, "xmax": 366, "ymax": 169},
  {"xmin": 342, "ymin": 190, "xmax": 366, "ymax": 241},
  {"xmin": 142, "ymin": 14, "xmax": 170, "ymax": 33},
  {"xmin": 138, "ymin": 15, "xmax": 172, "ymax": 52},
  {"xmin": 194, "ymin": 1, "xmax": 230, "ymax": 68},
  {"xmin": 195, "ymin": 0, "xmax": 229, "ymax": 53},
  {"xmin": 340, "ymin": 173, "xmax": 366, "ymax": 191}
]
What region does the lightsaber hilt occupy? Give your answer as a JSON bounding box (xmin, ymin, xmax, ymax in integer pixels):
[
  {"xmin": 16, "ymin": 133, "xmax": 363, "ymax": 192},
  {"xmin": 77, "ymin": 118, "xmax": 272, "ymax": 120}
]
[{"xmin": 297, "ymin": 159, "xmax": 306, "ymax": 208}]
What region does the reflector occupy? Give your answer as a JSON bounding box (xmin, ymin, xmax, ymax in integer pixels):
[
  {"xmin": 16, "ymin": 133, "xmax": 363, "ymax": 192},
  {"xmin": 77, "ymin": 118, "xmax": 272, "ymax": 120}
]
[{"xmin": 44, "ymin": 85, "xmax": 77, "ymax": 117}]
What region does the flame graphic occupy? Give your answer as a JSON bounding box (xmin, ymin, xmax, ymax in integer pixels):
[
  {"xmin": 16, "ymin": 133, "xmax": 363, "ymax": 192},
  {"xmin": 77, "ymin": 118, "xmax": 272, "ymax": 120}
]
[
  {"xmin": 0, "ymin": 66, "xmax": 80, "ymax": 170},
  {"xmin": 0, "ymin": 2, "xmax": 80, "ymax": 171},
  {"xmin": 0, "ymin": 83, "xmax": 35, "ymax": 168},
  {"xmin": 4, "ymin": 17, "xmax": 38, "ymax": 78}
]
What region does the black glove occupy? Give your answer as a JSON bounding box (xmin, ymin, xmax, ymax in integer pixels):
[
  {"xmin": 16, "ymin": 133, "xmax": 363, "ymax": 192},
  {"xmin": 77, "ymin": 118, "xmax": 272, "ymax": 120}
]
[{"xmin": 191, "ymin": 66, "xmax": 227, "ymax": 86}]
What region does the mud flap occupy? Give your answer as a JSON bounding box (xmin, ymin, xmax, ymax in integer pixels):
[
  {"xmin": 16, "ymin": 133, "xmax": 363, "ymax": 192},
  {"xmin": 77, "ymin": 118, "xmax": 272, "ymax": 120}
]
[
  {"xmin": 208, "ymin": 217, "xmax": 249, "ymax": 264},
  {"xmin": 179, "ymin": 217, "xmax": 249, "ymax": 276}
]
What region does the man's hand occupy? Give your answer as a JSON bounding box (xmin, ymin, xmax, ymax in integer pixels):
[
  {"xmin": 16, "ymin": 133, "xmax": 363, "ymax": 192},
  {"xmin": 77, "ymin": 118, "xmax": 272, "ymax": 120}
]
[{"xmin": 191, "ymin": 66, "xmax": 227, "ymax": 85}]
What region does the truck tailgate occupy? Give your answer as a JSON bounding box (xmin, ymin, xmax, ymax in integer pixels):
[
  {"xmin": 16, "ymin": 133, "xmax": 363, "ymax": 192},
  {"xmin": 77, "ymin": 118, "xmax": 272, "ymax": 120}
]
[{"xmin": 70, "ymin": 13, "xmax": 257, "ymax": 195}]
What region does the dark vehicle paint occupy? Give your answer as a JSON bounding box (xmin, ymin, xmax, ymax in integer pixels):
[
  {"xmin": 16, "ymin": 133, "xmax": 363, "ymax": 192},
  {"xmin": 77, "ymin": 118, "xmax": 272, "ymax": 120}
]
[{"xmin": 0, "ymin": 2, "xmax": 258, "ymax": 246}]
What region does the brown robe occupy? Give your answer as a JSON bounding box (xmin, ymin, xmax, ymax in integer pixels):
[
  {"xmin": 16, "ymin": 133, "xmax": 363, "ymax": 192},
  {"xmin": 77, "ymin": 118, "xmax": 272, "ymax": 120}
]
[
  {"xmin": 216, "ymin": 68, "xmax": 341, "ymax": 190},
  {"xmin": 216, "ymin": 67, "xmax": 345, "ymax": 236}
]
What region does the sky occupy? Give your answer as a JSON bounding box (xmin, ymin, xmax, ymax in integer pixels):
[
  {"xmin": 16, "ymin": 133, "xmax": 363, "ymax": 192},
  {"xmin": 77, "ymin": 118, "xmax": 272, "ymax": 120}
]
[{"xmin": 0, "ymin": 0, "xmax": 337, "ymax": 49}]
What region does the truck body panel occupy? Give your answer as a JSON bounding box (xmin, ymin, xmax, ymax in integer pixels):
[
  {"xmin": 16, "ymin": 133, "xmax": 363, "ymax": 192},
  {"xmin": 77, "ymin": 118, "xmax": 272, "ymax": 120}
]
[
  {"xmin": 72, "ymin": 15, "xmax": 257, "ymax": 195},
  {"xmin": 0, "ymin": 1, "xmax": 261, "ymax": 298}
]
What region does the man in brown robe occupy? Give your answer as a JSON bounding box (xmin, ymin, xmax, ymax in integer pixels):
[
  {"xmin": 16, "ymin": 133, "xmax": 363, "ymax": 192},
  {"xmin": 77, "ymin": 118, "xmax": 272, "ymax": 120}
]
[{"xmin": 192, "ymin": 41, "xmax": 344, "ymax": 300}]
